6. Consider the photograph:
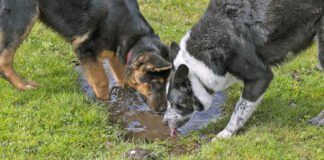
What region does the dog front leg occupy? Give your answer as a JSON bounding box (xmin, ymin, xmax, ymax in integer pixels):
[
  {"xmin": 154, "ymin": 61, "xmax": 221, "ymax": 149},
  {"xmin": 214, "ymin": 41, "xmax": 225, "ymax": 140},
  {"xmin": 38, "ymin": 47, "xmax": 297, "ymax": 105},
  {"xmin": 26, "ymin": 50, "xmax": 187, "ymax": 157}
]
[
  {"xmin": 217, "ymin": 72, "xmax": 273, "ymax": 138},
  {"xmin": 80, "ymin": 59, "xmax": 109, "ymax": 100},
  {"xmin": 76, "ymin": 44, "xmax": 109, "ymax": 101},
  {"xmin": 217, "ymin": 96, "xmax": 264, "ymax": 138}
]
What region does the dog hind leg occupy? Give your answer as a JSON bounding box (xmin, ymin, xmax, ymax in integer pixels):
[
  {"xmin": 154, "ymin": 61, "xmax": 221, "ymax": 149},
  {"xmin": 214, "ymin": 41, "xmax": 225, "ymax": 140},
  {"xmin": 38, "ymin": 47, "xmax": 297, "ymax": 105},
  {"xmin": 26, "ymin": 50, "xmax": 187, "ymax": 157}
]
[
  {"xmin": 0, "ymin": 0, "xmax": 39, "ymax": 90},
  {"xmin": 317, "ymin": 16, "xmax": 324, "ymax": 70}
]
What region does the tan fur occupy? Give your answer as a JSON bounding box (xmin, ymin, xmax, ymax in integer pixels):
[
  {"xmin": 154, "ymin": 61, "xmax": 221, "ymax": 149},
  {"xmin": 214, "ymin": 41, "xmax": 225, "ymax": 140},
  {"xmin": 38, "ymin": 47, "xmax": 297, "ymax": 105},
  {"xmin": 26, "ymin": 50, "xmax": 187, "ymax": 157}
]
[
  {"xmin": 126, "ymin": 53, "xmax": 171, "ymax": 89},
  {"xmin": 99, "ymin": 50, "xmax": 126, "ymax": 86},
  {"xmin": 134, "ymin": 82, "xmax": 150, "ymax": 98},
  {"xmin": 71, "ymin": 33, "xmax": 90, "ymax": 49},
  {"xmin": 0, "ymin": 9, "xmax": 39, "ymax": 90},
  {"xmin": 81, "ymin": 60, "xmax": 109, "ymax": 100},
  {"xmin": 127, "ymin": 67, "xmax": 151, "ymax": 97},
  {"xmin": 127, "ymin": 65, "xmax": 144, "ymax": 86},
  {"xmin": 99, "ymin": 50, "xmax": 115, "ymax": 59},
  {"xmin": 0, "ymin": 49, "xmax": 37, "ymax": 90}
]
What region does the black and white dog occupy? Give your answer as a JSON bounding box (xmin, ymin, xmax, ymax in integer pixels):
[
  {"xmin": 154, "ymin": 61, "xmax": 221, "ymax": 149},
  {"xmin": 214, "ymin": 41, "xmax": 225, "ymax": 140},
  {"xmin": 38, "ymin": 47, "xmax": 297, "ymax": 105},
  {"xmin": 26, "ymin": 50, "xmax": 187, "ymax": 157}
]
[{"xmin": 163, "ymin": 0, "xmax": 324, "ymax": 138}]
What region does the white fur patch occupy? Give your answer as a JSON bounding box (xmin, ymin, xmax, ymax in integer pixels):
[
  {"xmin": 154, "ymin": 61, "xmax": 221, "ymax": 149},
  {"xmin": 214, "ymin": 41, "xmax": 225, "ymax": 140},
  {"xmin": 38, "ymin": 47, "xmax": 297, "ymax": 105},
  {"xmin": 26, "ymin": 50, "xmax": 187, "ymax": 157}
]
[
  {"xmin": 189, "ymin": 76, "xmax": 214, "ymax": 109},
  {"xmin": 217, "ymin": 95, "xmax": 264, "ymax": 138},
  {"xmin": 166, "ymin": 82, "xmax": 169, "ymax": 95},
  {"xmin": 174, "ymin": 31, "xmax": 239, "ymax": 109}
]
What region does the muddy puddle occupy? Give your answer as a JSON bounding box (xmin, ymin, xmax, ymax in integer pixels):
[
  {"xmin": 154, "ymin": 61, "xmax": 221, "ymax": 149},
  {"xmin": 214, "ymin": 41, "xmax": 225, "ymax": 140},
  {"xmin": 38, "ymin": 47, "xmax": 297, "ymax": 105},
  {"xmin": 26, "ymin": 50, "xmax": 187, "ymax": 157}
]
[
  {"xmin": 75, "ymin": 60, "xmax": 225, "ymax": 140},
  {"xmin": 108, "ymin": 86, "xmax": 171, "ymax": 140}
]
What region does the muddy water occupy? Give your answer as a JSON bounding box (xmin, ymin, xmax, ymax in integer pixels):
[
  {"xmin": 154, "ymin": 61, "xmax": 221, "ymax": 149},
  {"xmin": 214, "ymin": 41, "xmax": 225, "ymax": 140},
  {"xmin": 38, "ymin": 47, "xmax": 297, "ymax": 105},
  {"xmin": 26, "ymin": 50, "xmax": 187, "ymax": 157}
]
[
  {"xmin": 108, "ymin": 86, "xmax": 171, "ymax": 140},
  {"xmin": 75, "ymin": 60, "xmax": 225, "ymax": 140},
  {"xmin": 76, "ymin": 61, "xmax": 171, "ymax": 140}
]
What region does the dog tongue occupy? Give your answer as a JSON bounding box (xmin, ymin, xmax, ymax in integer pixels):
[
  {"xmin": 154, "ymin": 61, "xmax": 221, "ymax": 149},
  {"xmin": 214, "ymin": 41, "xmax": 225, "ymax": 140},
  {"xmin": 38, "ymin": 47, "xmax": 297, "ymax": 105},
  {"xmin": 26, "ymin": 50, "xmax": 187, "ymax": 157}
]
[{"xmin": 170, "ymin": 128, "xmax": 177, "ymax": 137}]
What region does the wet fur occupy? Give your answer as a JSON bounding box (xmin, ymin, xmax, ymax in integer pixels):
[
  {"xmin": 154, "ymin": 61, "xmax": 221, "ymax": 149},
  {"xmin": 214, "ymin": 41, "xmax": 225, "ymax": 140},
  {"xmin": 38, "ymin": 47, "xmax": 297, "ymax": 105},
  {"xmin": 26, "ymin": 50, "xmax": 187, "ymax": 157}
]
[{"xmin": 164, "ymin": 0, "xmax": 324, "ymax": 137}]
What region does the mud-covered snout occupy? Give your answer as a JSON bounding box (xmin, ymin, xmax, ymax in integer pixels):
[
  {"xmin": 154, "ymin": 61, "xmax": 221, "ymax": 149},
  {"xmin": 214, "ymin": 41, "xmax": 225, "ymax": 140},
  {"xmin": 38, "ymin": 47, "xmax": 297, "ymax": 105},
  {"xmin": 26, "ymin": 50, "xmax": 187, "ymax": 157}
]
[{"xmin": 163, "ymin": 105, "xmax": 192, "ymax": 129}]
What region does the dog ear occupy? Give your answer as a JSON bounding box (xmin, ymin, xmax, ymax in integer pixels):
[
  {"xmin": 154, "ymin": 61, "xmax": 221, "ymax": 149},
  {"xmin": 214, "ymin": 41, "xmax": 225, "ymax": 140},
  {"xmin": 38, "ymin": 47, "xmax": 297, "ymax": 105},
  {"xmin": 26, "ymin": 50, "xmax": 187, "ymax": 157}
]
[
  {"xmin": 169, "ymin": 42, "xmax": 180, "ymax": 62},
  {"xmin": 130, "ymin": 52, "xmax": 172, "ymax": 73},
  {"xmin": 174, "ymin": 64, "xmax": 189, "ymax": 84}
]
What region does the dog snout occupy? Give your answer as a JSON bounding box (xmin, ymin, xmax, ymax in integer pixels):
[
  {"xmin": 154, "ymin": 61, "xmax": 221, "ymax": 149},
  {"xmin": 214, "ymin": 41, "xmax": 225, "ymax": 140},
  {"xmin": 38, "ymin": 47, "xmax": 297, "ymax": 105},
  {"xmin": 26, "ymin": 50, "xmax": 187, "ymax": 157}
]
[
  {"xmin": 163, "ymin": 107, "xmax": 186, "ymax": 128},
  {"xmin": 146, "ymin": 94, "xmax": 167, "ymax": 113},
  {"xmin": 163, "ymin": 116, "xmax": 169, "ymax": 125}
]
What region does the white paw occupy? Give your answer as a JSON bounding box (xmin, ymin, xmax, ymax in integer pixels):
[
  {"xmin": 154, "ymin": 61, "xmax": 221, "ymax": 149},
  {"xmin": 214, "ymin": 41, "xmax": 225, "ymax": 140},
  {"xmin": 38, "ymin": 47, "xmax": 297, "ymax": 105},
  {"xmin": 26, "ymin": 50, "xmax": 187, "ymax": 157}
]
[
  {"xmin": 211, "ymin": 130, "xmax": 233, "ymax": 142},
  {"xmin": 217, "ymin": 129, "xmax": 233, "ymax": 139}
]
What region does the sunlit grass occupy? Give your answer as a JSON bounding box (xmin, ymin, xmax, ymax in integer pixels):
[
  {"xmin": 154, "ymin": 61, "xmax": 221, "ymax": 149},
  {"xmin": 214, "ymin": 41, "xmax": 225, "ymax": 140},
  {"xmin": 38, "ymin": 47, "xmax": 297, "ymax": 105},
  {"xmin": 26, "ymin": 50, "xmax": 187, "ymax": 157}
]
[{"xmin": 0, "ymin": 0, "xmax": 323, "ymax": 159}]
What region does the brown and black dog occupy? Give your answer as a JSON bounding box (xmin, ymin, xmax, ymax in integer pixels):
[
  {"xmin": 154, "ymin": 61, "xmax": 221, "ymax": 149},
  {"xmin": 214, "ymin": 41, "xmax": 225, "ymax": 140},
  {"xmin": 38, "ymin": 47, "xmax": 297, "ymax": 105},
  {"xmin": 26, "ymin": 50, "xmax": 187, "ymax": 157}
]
[{"xmin": 0, "ymin": 0, "xmax": 171, "ymax": 112}]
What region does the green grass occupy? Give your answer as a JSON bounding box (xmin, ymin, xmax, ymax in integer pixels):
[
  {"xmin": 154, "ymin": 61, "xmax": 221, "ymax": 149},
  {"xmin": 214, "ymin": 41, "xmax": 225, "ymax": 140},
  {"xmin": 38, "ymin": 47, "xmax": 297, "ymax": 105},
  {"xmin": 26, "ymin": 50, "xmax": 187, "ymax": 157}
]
[{"xmin": 0, "ymin": 0, "xmax": 323, "ymax": 159}]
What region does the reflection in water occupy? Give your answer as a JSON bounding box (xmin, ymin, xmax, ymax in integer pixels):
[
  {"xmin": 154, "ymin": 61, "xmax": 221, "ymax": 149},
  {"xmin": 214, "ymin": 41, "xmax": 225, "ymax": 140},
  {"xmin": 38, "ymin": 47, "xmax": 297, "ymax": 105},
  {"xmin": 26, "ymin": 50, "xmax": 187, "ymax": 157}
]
[
  {"xmin": 108, "ymin": 86, "xmax": 171, "ymax": 140},
  {"xmin": 75, "ymin": 60, "xmax": 225, "ymax": 140}
]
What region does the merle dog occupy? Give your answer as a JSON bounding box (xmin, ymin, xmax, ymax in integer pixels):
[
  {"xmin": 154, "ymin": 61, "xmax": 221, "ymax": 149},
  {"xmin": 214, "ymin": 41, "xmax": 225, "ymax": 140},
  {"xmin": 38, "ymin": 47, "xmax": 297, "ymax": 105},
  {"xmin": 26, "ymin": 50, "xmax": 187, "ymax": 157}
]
[
  {"xmin": 163, "ymin": 0, "xmax": 324, "ymax": 138},
  {"xmin": 0, "ymin": 0, "xmax": 171, "ymax": 112}
]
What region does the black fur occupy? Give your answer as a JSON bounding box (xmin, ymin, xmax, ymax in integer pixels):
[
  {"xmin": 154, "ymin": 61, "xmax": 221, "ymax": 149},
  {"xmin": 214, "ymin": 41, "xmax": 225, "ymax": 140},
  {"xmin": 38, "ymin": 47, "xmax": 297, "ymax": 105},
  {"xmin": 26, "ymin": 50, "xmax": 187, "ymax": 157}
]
[
  {"xmin": 0, "ymin": 0, "xmax": 168, "ymax": 65},
  {"xmin": 0, "ymin": 0, "xmax": 171, "ymax": 112},
  {"xmin": 165, "ymin": 0, "xmax": 324, "ymax": 132},
  {"xmin": 188, "ymin": 0, "xmax": 323, "ymax": 101},
  {"xmin": 318, "ymin": 17, "xmax": 324, "ymax": 69}
]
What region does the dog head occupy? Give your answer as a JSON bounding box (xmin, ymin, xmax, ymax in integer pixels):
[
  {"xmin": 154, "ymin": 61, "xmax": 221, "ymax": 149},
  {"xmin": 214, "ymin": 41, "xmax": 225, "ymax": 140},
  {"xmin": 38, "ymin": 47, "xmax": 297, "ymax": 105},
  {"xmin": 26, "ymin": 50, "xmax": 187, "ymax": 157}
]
[
  {"xmin": 163, "ymin": 42, "xmax": 205, "ymax": 130},
  {"xmin": 126, "ymin": 51, "xmax": 172, "ymax": 113}
]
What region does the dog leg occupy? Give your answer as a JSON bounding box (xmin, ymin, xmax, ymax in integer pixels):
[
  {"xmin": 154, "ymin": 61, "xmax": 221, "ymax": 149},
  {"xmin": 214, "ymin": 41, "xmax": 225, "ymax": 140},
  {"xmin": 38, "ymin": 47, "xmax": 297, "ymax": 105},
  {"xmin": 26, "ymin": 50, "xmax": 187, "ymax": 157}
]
[
  {"xmin": 108, "ymin": 56, "xmax": 126, "ymax": 86},
  {"xmin": 217, "ymin": 72, "xmax": 273, "ymax": 138},
  {"xmin": 317, "ymin": 17, "xmax": 324, "ymax": 70},
  {"xmin": 100, "ymin": 50, "xmax": 126, "ymax": 87},
  {"xmin": 216, "ymin": 96, "xmax": 264, "ymax": 138},
  {"xmin": 80, "ymin": 59, "xmax": 109, "ymax": 100},
  {"xmin": 0, "ymin": 1, "xmax": 39, "ymax": 90},
  {"xmin": 0, "ymin": 49, "xmax": 38, "ymax": 90},
  {"xmin": 76, "ymin": 44, "xmax": 109, "ymax": 100}
]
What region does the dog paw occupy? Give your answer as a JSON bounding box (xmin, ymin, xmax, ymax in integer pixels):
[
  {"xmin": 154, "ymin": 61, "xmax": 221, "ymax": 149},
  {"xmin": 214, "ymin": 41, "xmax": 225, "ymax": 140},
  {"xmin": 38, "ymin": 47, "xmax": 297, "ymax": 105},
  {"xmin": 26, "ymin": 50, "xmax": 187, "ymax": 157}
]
[
  {"xmin": 18, "ymin": 81, "xmax": 38, "ymax": 90},
  {"xmin": 217, "ymin": 129, "xmax": 233, "ymax": 139},
  {"xmin": 211, "ymin": 130, "xmax": 234, "ymax": 142}
]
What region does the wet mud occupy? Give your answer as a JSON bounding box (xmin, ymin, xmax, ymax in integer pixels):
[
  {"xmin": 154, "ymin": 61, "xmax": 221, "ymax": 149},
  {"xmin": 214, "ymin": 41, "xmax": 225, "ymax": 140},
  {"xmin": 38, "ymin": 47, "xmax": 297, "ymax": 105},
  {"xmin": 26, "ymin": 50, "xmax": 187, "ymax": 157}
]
[
  {"xmin": 108, "ymin": 87, "xmax": 171, "ymax": 140},
  {"xmin": 75, "ymin": 60, "xmax": 226, "ymax": 140}
]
